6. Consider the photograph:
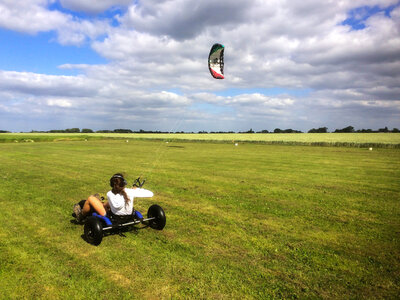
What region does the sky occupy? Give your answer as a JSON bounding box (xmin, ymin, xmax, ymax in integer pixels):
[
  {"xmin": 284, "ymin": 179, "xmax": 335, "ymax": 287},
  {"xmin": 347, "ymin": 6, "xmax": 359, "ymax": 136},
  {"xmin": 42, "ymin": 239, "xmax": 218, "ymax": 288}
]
[{"xmin": 0, "ymin": 0, "xmax": 399, "ymax": 133}]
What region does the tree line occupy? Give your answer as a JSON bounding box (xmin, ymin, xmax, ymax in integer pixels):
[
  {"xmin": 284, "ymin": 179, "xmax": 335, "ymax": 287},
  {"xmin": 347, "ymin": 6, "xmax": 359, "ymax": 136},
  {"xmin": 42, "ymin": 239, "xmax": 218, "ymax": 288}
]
[
  {"xmin": 1, "ymin": 126, "xmax": 398, "ymax": 134},
  {"xmin": 27, "ymin": 128, "xmax": 169, "ymax": 133},
  {"xmin": 26, "ymin": 126, "xmax": 400, "ymax": 134},
  {"xmin": 308, "ymin": 126, "xmax": 399, "ymax": 133}
]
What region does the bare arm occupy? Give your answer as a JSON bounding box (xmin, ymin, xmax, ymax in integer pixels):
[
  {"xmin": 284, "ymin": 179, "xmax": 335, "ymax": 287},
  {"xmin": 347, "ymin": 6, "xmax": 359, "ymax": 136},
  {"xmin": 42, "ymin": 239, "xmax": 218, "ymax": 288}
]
[{"xmin": 132, "ymin": 188, "xmax": 154, "ymax": 198}]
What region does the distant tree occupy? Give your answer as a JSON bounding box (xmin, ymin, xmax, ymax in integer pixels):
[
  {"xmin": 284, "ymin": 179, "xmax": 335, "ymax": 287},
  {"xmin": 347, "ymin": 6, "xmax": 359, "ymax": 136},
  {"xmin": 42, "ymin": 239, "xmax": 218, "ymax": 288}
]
[
  {"xmin": 96, "ymin": 130, "xmax": 113, "ymax": 133},
  {"xmin": 378, "ymin": 126, "xmax": 389, "ymax": 133},
  {"xmin": 0, "ymin": 130, "xmax": 10, "ymax": 133},
  {"xmin": 65, "ymin": 128, "xmax": 80, "ymax": 133},
  {"xmin": 274, "ymin": 128, "xmax": 302, "ymax": 133},
  {"xmin": 308, "ymin": 127, "xmax": 328, "ymax": 133},
  {"xmin": 81, "ymin": 128, "xmax": 93, "ymax": 133},
  {"xmin": 246, "ymin": 128, "xmax": 255, "ymax": 133},
  {"xmin": 257, "ymin": 129, "xmax": 269, "ymax": 133},
  {"xmin": 334, "ymin": 126, "xmax": 354, "ymax": 133},
  {"xmin": 113, "ymin": 129, "xmax": 133, "ymax": 133},
  {"xmin": 282, "ymin": 129, "xmax": 302, "ymax": 133},
  {"xmin": 357, "ymin": 128, "xmax": 373, "ymax": 133},
  {"xmin": 393, "ymin": 128, "xmax": 399, "ymax": 133}
]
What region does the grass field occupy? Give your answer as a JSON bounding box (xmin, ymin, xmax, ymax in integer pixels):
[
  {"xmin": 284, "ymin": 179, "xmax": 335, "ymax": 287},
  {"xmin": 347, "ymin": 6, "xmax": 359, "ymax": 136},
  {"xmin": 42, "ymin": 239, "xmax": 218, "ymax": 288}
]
[
  {"xmin": 0, "ymin": 139, "xmax": 399, "ymax": 299},
  {"xmin": 1, "ymin": 132, "xmax": 400, "ymax": 148}
]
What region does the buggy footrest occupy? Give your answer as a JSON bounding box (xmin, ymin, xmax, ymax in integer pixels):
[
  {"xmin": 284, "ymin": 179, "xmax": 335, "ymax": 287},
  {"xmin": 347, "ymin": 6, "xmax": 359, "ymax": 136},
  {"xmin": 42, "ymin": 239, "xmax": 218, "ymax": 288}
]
[
  {"xmin": 135, "ymin": 210, "xmax": 143, "ymax": 219},
  {"xmin": 92, "ymin": 213, "xmax": 113, "ymax": 226}
]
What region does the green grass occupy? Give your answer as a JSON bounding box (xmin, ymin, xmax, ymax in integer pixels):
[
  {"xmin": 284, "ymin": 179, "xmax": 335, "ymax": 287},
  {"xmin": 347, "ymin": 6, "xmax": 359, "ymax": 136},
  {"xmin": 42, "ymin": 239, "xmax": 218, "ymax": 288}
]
[
  {"xmin": 0, "ymin": 140, "xmax": 399, "ymax": 299},
  {"xmin": 2, "ymin": 132, "xmax": 400, "ymax": 148}
]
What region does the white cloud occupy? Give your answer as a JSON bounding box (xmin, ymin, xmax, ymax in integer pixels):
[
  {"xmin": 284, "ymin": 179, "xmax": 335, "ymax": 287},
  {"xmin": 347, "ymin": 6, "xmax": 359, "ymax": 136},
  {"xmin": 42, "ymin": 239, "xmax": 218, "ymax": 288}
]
[
  {"xmin": 47, "ymin": 98, "xmax": 73, "ymax": 108},
  {"xmin": 60, "ymin": 0, "xmax": 132, "ymax": 14},
  {"xmin": 0, "ymin": 0, "xmax": 111, "ymax": 45},
  {"xmin": 0, "ymin": 0, "xmax": 399, "ymax": 132},
  {"xmin": 56, "ymin": 18, "xmax": 111, "ymax": 45},
  {"xmin": 0, "ymin": 70, "xmax": 99, "ymax": 97},
  {"xmin": 121, "ymin": 0, "xmax": 256, "ymax": 40},
  {"xmin": 0, "ymin": 0, "xmax": 67, "ymax": 34}
]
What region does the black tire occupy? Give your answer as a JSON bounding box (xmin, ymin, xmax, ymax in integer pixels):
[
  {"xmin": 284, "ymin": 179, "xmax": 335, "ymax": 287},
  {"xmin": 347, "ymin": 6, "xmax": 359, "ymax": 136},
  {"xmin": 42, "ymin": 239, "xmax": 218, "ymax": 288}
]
[
  {"xmin": 147, "ymin": 204, "xmax": 166, "ymax": 230},
  {"xmin": 84, "ymin": 216, "xmax": 103, "ymax": 245}
]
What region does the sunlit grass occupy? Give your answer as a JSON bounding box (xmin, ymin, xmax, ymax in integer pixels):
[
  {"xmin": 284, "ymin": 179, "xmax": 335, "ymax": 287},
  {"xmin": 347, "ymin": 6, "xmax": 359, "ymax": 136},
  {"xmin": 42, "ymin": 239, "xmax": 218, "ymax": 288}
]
[
  {"xmin": 0, "ymin": 140, "xmax": 399, "ymax": 298},
  {"xmin": 1, "ymin": 132, "xmax": 400, "ymax": 147}
]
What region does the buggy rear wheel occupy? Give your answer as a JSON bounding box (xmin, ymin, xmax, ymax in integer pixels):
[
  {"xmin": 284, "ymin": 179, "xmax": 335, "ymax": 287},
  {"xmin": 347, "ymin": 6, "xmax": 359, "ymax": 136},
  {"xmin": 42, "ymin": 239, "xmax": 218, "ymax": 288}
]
[{"xmin": 84, "ymin": 216, "xmax": 103, "ymax": 245}]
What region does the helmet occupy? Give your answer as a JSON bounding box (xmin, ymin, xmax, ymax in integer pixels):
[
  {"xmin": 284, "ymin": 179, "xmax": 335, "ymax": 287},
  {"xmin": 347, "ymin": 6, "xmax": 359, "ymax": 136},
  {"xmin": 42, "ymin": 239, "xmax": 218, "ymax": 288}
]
[{"xmin": 110, "ymin": 174, "xmax": 127, "ymax": 188}]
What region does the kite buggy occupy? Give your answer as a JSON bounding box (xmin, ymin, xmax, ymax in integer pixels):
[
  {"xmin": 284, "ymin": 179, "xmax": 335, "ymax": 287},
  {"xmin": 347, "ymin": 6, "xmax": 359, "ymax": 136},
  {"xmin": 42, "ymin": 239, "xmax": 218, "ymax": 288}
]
[{"xmin": 72, "ymin": 175, "xmax": 166, "ymax": 245}]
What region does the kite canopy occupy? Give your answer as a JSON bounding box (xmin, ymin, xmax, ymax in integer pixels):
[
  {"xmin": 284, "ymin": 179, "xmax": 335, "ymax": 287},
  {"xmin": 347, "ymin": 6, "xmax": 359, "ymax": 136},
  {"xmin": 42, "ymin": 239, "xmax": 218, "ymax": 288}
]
[{"xmin": 208, "ymin": 43, "xmax": 224, "ymax": 79}]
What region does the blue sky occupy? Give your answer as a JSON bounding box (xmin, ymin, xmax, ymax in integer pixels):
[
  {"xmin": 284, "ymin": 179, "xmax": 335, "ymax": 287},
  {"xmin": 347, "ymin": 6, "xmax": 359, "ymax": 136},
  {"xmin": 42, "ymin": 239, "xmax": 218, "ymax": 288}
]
[
  {"xmin": 0, "ymin": 29, "xmax": 107, "ymax": 75},
  {"xmin": 342, "ymin": 4, "xmax": 398, "ymax": 29},
  {"xmin": 0, "ymin": 0, "xmax": 399, "ymax": 132}
]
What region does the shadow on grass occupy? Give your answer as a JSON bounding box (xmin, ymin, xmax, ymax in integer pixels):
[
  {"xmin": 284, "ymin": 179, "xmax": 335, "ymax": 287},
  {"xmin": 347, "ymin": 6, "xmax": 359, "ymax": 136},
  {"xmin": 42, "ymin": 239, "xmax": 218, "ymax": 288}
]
[
  {"xmin": 70, "ymin": 219, "xmax": 81, "ymax": 225},
  {"xmin": 80, "ymin": 226, "xmax": 144, "ymax": 245},
  {"xmin": 71, "ymin": 217, "xmax": 151, "ymax": 245},
  {"xmin": 167, "ymin": 145, "xmax": 185, "ymax": 149}
]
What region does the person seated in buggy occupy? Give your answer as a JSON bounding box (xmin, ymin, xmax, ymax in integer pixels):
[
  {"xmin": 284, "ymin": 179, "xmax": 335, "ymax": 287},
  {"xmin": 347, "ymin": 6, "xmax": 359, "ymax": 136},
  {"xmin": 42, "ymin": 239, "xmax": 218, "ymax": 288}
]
[{"xmin": 73, "ymin": 173, "xmax": 153, "ymax": 223}]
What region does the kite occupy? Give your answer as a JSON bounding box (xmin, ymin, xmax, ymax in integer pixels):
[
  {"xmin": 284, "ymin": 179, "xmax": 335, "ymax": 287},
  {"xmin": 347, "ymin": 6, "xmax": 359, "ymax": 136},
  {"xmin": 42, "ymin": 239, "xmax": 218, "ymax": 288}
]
[{"xmin": 208, "ymin": 43, "xmax": 224, "ymax": 79}]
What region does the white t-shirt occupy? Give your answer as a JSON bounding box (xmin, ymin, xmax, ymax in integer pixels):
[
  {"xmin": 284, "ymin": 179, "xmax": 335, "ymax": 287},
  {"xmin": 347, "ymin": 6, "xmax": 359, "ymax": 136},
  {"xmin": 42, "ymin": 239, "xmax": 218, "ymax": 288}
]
[{"xmin": 107, "ymin": 188, "xmax": 153, "ymax": 215}]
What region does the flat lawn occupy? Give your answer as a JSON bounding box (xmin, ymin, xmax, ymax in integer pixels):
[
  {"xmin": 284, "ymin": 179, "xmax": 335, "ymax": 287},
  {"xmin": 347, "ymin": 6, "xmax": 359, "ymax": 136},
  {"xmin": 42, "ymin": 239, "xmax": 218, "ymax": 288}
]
[
  {"xmin": 0, "ymin": 140, "xmax": 399, "ymax": 299},
  {"xmin": 2, "ymin": 132, "xmax": 400, "ymax": 147}
]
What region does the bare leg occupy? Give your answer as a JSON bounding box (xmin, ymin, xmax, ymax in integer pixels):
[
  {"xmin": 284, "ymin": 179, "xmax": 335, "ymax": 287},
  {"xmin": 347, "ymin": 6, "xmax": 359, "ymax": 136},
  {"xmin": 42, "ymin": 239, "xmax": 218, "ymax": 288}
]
[{"xmin": 82, "ymin": 195, "xmax": 107, "ymax": 217}]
